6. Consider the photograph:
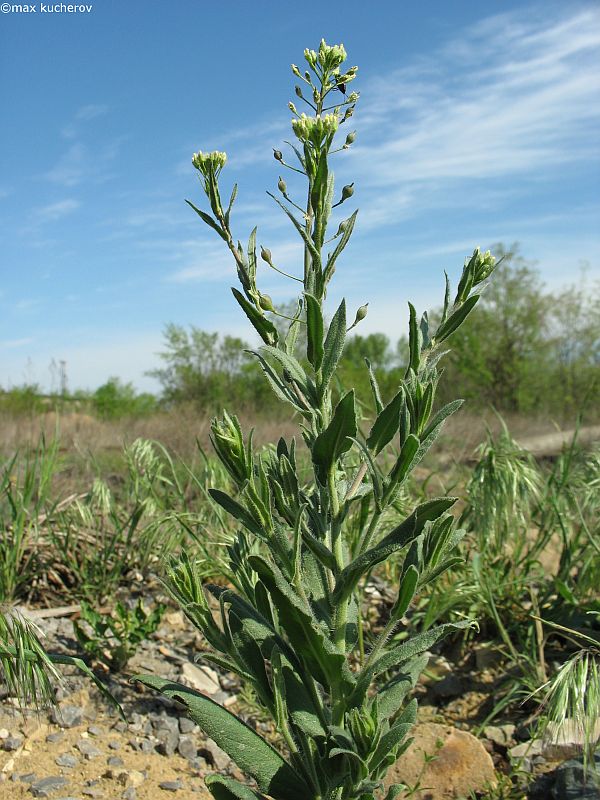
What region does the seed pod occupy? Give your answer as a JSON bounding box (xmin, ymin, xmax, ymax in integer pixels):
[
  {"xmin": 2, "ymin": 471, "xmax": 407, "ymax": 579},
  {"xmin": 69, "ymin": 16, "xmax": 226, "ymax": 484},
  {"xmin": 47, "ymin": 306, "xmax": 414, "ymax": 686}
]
[
  {"xmin": 345, "ymin": 131, "xmax": 356, "ymax": 146},
  {"xmin": 295, "ymin": 85, "xmax": 303, "ymax": 98},
  {"xmin": 341, "ymin": 183, "xmax": 354, "ymax": 202},
  {"xmin": 289, "ymin": 101, "xmax": 297, "ymax": 114},
  {"xmin": 273, "ymin": 149, "xmax": 283, "ymax": 162},
  {"xmin": 291, "ymin": 64, "xmax": 301, "ymax": 77},
  {"xmin": 278, "ymin": 177, "xmax": 287, "ymax": 194},
  {"xmin": 354, "ymin": 303, "xmax": 368, "ymax": 323},
  {"xmin": 260, "ymin": 246, "xmax": 273, "ymax": 265},
  {"xmin": 259, "ymin": 293, "xmax": 275, "ymax": 312}
]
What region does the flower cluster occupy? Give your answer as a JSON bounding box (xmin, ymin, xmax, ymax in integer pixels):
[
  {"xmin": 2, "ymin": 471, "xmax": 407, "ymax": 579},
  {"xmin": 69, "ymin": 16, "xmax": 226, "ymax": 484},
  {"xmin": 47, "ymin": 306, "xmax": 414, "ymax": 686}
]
[
  {"xmin": 304, "ymin": 39, "xmax": 347, "ymax": 72},
  {"xmin": 191, "ymin": 150, "xmax": 227, "ymax": 179},
  {"xmin": 291, "ymin": 112, "xmax": 339, "ymax": 145}
]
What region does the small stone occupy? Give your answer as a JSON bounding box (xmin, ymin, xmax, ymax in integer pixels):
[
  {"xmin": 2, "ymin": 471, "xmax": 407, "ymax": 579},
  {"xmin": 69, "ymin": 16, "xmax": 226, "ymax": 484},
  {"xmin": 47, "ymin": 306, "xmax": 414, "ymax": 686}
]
[
  {"xmin": 543, "ymin": 719, "xmax": 600, "ymax": 761},
  {"xmin": 0, "ymin": 728, "xmax": 9, "ymax": 739},
  {"xmin": 112, "ymin": 721, "xmax": 128, "ymax": 733},
  {"xmin": 82, "ymin": 789, "xmax": 103, "ymax": 798},
  {"xmin": 156, "ymin": 727, "xmax": 179, "ymax": 757},
  {"xmin": 20, "ymin": 773, "xmax": 38, "ymax": 783},
  {"xmin": 110, "ymin": 770, "xmax": 145, "ymax": 788},
  {"xmin": 177, "ymin": 735, "xmax": 197, "ymax": 760},
  {"xmin": 139, "ymin": 738, "xmax": 156, "ymax": 754},
  {"xmin": 107, "ymin": 756, "xmax": 124, "ymax": 767},
  {"xmin": 180, "ymin": 663, "xmax": 220, "ymax": 695},
  {"xmin": 51, "ymin": 705, "xmax": 84, "ymax": 729},
  {"xmin": 108, "ymin": 740, "xmax": 121, "ymax": 750},
  {"xmin": 178, "ymin": 717, "xmax": 196, "ymax": 734},
  {"xmin": 76, "ymin": 739, "xmax": 102, "ymax": 759},
  {"xmin": 552, "ymin": 758, "xmax": 600, "ymax": 800},
  {"xmin": 122, "ymin": 789, "xmax": 136, "ymax": 800},
  {"xmin": 46, "ymin": 733, "xmax": 66, "ymax": 744},
  {"xmin": 29, "ymin": 776, "xmax": 69, "ymax": 797},
  {"xmin": 2, "ymin": 734, "xmax": 23, "ymax": 751},
  {"xmin": 431, "ymin": 673, "xmax": 463, "ymax": 699},
  {"xmin": 159, "ymin": 780, "xmax": 183, "ymax": 792},
  {"xmin": 202, "ymin": 738, "xmax": 231, "ymax": 771},
  {"xmin": 164, "ymin": 611, "xmax": 185, "ymax": 630},
  {"xmin": 484, "ymin": 724, "xmax": 516, "ymax": 748},
  {"xmin": 474, "ymin": 643, "xmax": 503, "ymax": 670},
  {"xmin": 55, "ymin": 754, "xmax": 78, "ymax": 768},
  {"xmin": 87, "ymin": 725, "xmax": 103, "ymax": 737}
]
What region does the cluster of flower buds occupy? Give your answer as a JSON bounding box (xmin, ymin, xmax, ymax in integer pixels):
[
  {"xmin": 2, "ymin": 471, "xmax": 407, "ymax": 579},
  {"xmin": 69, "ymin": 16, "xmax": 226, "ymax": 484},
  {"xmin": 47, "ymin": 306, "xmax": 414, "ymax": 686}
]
[
  {"xmin": 455, "ymin": 247, "xmax": 496, "ymax": 304},
  {"xmin": 191, "ymin": 150, "xmax": 227, "ymax": 179},
  {"xmin": 210, "ymin": 411, "xmax": 251, "ymax": 487},
  {"xmin": 292, "ymin": 112, "xmax": 339, "ymax": 145}
]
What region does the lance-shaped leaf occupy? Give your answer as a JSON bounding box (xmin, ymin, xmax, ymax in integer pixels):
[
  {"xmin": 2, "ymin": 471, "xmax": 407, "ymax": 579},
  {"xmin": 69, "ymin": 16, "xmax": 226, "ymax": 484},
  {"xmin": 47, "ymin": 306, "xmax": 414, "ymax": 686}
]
[
  {"xmin": 305, "ymin": 293, "xmax": 324, "ymax": 369},
  {"xmin": 324, "ymin": 210, "xmax": 358, "ymax": 285},
  {"xmin": 208, "ymin": 489, "xmax": 265, "ymax": 539},
  {"xmin": 375, "ymin": 653, "xmax": 429, "ymax": 722},
  {"xmin": 320, "ymin": 299, "xmax": 346, "ymax": 396},
  {"xmin": 435, "ymin": 294, "xmax": 479, "ymax": 343},
  {"xmin": 351, "ymin": 620, "xmax": 475, "ymax": 706},
  {"xmin": 333, "ymin": 497, "xmax": 457, "ymax": 604},
  {"xmin": 369, "ymin": 699, "xmax": 417, "ymax": 771},
  {"xmin": 365, "ymin": 358, "xmax": 384, "ymax": 414},
  {"xmin": 271, "ymin": 645, "xmax": 327, "ymax": 738},
  {"xmin": 185, "ymin": 200, "xmax": 228, "ymax": 241},
  {"xmin": 420, "ymin": 399, "xmax": 463, "ymax": 441},
  {"xmin": 367, "ymin": 390, "xmax": 403, "ymax": 455},
  {"xmin": 390, "ymin": 564, "xmax": 419, "ymax": 621},
  {"xmin": 133, "ymin": 675, "xmax": 309, "ymax": 800},
  {"xmin": 249, "ymin": 555, "xmax": 355, "ymax": 693},
  {"xmin": 312, "ymin": 390, "xmax": 357, "ymax": 485},
  {"xmin": 205, "ymin": 775, "xmax": 268, "ymax": 800},
  {"xmin": 232, "ymin": 288, "xmax": 278, "ymax": 346},
  {"xmin": 407, "ymin": 303, "xmax": 422, "ymax": 374}
]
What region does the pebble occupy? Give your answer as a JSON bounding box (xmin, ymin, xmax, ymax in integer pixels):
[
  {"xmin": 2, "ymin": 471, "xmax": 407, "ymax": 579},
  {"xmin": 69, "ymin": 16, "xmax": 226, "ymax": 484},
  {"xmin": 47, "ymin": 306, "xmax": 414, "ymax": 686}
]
[
  {"xmin": 108, "ymin": 740, "xmax": 121, "ymax": 750},
  {"xmin": 122, "ymin": 789, "xmax": 136, "ymax": 800},
  {"xmin": 159, "ymin": 779, "xmax": 183, "ymax": 792},
  {"xmin": 177, "ymin": 735, "xmax": 197, "ymax": 760},
  {"xmin": 88, "ymin": 725, "xmax": 103, "ymax": 737},
  {"xmin": 76, "ymin": 739, "xmax": 102, "ymax": 759},
  {"xmin": 29, "ymin": 776, "xmax": 69, "ymax": 797},
  {"xmin": 202, "ymin": 738, "xmax": 231, "ymax": 771},
  {"xmin": 55, "ymin": 754, "xmax": 78, "ymax": 768},
  {"xmin": 51, "ymin": 705, "xmax": 84, "ymax": 729},
  {"xmin": 107, "ymin": 756, "xmax": 124, "ymax": 767},
  {"xmin": 156, "ymin": 728, "xmax": 179, "ymax": 757},
  {"xmin": 20, "ymin": 772, "xmax": 38, "ymax": 783},
  {"xmin": 2, "ymin": 734, "xmax": 23, "ymax": 751},
  {"xmin": 180, "ymin": 663, "xmax": 220, "ymax": 695},
  {"xmin": 82, "ymin": 789, "xmax": 103, "ymax": 798},
  {"xmin": 178, "ymin": 717, "xmax": 196, "ymax": 734},
  {"xmin": 0, "ymin": 728, "xmax": 9, "ymax": 739},
  {"xmin": 47, "ymin": 733, "xmax": 66, "ymax": 744}
]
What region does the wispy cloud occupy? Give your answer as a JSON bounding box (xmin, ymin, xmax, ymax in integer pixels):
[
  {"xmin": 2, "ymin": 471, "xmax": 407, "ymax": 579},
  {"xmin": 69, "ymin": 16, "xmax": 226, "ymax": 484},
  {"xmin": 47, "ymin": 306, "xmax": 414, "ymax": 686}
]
[
  {"xmin": 347, "ymin": 7, "xmax": 600, "ymax": 224},
  {"xmin": 0, "ymin": 337, "xmax": 34, "ymax": 349},
  {"xmin": 32, "ymin": 198, "xmax": 80, "ymax": 223},
  {"xmin": 62, "ymin": 103, "xmax": 109, "ymax": 139}
]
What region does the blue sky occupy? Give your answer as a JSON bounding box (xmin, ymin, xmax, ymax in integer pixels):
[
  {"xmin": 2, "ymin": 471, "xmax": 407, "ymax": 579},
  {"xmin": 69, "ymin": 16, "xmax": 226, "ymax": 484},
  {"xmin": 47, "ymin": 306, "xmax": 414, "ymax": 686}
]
[{"xmin": 1, "ymin": 1, "xmax": 599, "ymax": 393}]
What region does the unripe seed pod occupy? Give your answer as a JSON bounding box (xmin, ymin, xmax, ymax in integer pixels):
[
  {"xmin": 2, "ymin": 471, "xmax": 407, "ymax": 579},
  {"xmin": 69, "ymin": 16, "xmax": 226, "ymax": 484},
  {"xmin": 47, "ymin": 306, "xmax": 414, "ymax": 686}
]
[
  {"xmin": 345, "ymin": 131, "xmax": 356, "ymax": 146},
  {"xmin": 355, "ymin": 303, "xmax": 368, "ymax": 323},
  {"xmin": 341, "ymin": 183, "xmax": 354, "ymax": 202},
  {"xmin": 260, "ymin": 246, "xmax": 273, "ymax": 264},
  {"xmin": 273, "ymin": 149, "xmax": 283, "ymax": 162},
  {"xmin": 291, "ymin": 64, "xmax": 301, "ymax": 77},
  {"xmin": 259, "ymin": 293, "xmax": 275, "ymax": 312},
  {"xmin": 278, "ymin": 176, "xmax": 287, "ymax": 194},
  {"xmin": 288, "ymin": 101, "xmax": 297, "ymax": 114},
  {"xmin": 295, "ymin": 85, "xmax": 303, "ymax": 98}
]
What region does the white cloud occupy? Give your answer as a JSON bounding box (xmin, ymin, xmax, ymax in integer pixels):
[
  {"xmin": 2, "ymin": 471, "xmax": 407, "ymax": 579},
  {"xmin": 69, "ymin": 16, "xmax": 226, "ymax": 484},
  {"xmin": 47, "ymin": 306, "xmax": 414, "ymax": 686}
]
[{"xmin": 32, "ymin": 198, "xmax": 80, "ymax": 223}]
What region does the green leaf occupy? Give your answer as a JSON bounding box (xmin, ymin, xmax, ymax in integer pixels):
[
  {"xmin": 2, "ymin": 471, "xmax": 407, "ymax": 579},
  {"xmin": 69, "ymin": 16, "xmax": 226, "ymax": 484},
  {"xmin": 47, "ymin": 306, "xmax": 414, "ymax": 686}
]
[
  {"xmin": 320, "ymin": 299, "xmax": 346, "ymax": 396},
  {"xmin": 386, "ymin": 434, "xmax": 420, "ymax": 493},
  {"xmin": 435, "ymin": 295, "xmax": 479, "ymax": 342},
  {"xmin": 185, "ymin": 200, "xmax": 228, "ymax": 241},
  {"xmin": 376, "ymin": 653, "xmax": 429, "ymax": 722},
  {"xmin": 305, "ymin": 293, "xmax": 324, "ymax": 370},
  {"xmin": 391, "ymin": 564, "xmax": 419, "ymax": 620},
  {"xmin": 312, "ymin": 390, "xmax": 357, "ymax": 485},
  {"xmin": 421, "ymin": 399, "xmax": 463, "ymax": 441},
  {"xmin": 208, "ymin": 489, "xmax": 264, "ymax": 539},
  {"xmin": 367, "ymin": 390, "xmax": 403, "ymax": 455},
  {"xmin": 205, "ymin": 775, "xmax": 268, "ymax": 800},
  {"xmin": 225, "ymin": 184, "xmax": 238, "ymax": 227},
  {"xmin": 232, "ymin": 288, "xmax": 278, "ymax": 346},
  {"xmin": 267, "ymin": 192, "xmax": 320, "ymax": 262},
  {"xmin": 351, "ymin": 620, "xmax": 475, "ymax": 705},
  {"xmin": 133, "ymin": 675, "xmax": 309, "ymax": 800},
  {"xmin": 272, "ymin": 646, "xmax": 327, "ymax": 737},
  {"xmin": 324, "ymin": 210, "xmax": 358, "ymax": 284},
  {"xmin": 365, "ymin": 358, "xmax": 384, "ymax": 414},
  {"xmin": 370, "ymin": 699, "xmax": 417, "ymax": 770},
  {"xmin": 407, "ymin": 303, "xmax": 422, "ymax": 374},
  {"xmin": 333, "ymin": 497, "xmax": 457, "ymax": 604}
]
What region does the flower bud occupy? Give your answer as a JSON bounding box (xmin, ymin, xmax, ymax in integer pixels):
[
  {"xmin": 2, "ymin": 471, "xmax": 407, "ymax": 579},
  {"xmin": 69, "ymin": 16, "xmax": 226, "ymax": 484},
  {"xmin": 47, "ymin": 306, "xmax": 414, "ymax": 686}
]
[
  {"xmin": 278, "ymin": 176, "xmax": 287, "ymax": 194},
  {"xmin": 259, "ymin": 293, "xmax": 275, "ymax": 312},
  {"xmin": 341, "ymin": 183, "xmax": 354, "ymax": 202},
  {"xmin": 335, "ymin": 220, "xmax": 348, "ymax": 237},
  {"xmin": 295, "ymin": 85, "xmax": 303, "ymax": 98},
  {"xmin": 289, "ymin": 101, "xmax": 298, "ymax": 114},
  {"xmin": 355, "ymin": 303, "xmax": 368, "ymax": 323},
  {"xmin": 260, "ymin": 246, "xmax": 273, "ymax": 265},
  {"xmin": 291, "ymin": 64, "xmax": 301, "ymax": 77},
  {"xmin": 344, "ymin": 131, "xmax": 356, "ymax": 146},
  {"xmin": 273, "ymin": 149, "xmax": 283, "ymax": 162}
]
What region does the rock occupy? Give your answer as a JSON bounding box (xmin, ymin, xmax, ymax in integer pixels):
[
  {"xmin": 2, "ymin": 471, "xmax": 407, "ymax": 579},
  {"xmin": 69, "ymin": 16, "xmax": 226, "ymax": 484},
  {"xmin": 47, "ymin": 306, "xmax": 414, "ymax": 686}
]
[
  {"xmin": 384, "ymin": 722, "xmax": 496, "ymax": 799},
  {"xmin": 87, "ymin": 725, "xmax": 103, "ymax": 737},
  {"xmin": 181, "ymin": 663, "xmax": 220, "ymax": 695},
  {"xmin": 29, "ymin": 776, "xmax": 69, "ymax": 797},
  {"xmin": 2, "ymin": 734, "xmax": 23, "ymax": 751},
  {"xmin": 20, "ymin": 773, "xmax": 38, "ymax": 783},
  {"xmin": 82, "ymin": 789, "xmax": 103, "ymax": 798},
  {"xmin": 543, "ymin": 718, "xmax": 600, "ymax": 760},
  {"xmin": 76, "ymin": 738, "xmax": 102, "ymax": 759},
  {"xmin": 474, "ymin": 643, "xmax": 502, "ymax": 670},
  {"xmin": 156, "ymin": 726, "xmax": 179, "ymax": 756},
  {"xmin": 107, "ymin": 756, "xmax": 125, "ymax": 767},
  {"xmin": 551, "ymin": 757, "xmax": 600, "ymax": 799},
  {"xmin": 509, "ymin": 738, "xmax": 544, "ymax": 771},
  {"xmin": 164, "ymin": 611, "xmax": 186, "ymax": 630},
  {"xmin": 178, "ymin": 717, "xmax": 196, "ymax": 734},
  {"xmin": 178, "ymin": 735, "xmax": 197, "ymax": 760},
  {"xmin": 484, "ymin": 724, "xmax": 516, "ymax": 749},
  {"xmin": 431, "ymin": 674, "xmax": 463, "ymax": 700},
  {"xmin": 55, "ymin": 754, "xmax": 78, "ymax": 768},
  {"xmin": 0, "ymin": 728, "xmax": 9, "ymax": 739},
  {"xmin": 202, "ymin": 738, "xmax": 231, "ymax": 771},
  {"xmin": 46, "ymin": 733, "xmax": 65, "ymax": 744},
  {"xmin": 159, "ymin": 780, "xmax": 183, "ymax": 792},
  {"xmin": 122, "ymin": 788, "xmax": 137, "ymax": 800},
  {"xmin": 108, "ymin": 740, "xmax": 121, "ymax": 750},
  {"xmin": 51, "ymin": 705, "xmax": 84, "ymax": 729},
  {"xmin": 419, "ymin": 653, "xmax": 453, "ymax": 686}
]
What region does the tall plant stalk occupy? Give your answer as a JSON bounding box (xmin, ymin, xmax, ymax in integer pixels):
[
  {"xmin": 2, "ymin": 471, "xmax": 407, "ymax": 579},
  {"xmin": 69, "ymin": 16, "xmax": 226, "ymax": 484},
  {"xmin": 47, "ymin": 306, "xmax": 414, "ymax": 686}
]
[{"xmin": 135, "ymin": 40, "xmax": 497, "ymax": 800}]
